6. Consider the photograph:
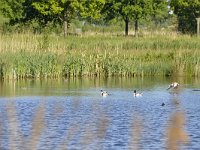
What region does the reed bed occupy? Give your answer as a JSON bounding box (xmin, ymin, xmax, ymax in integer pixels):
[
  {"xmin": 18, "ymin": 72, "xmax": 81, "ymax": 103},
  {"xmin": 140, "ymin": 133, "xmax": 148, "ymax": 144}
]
[{"xmin": 0, "ymin": 33, "xmax": 200, "ymax": 79}]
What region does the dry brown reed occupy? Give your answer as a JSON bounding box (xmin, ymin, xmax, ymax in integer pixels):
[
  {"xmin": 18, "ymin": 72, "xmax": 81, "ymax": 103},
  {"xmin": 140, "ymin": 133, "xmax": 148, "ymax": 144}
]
[
  {"xmin": 58, "ymin": 121, "xmax": 81, "ymax": 150},
  {"xmin": 28, "ymin": 104, "xmax": 45, "ymax": 150},
  {"xmin": 79, "ymin": 102, "xmax": 110, "ymax": 150},
  {"xmin": 129, "ymin": 116, "xmax": 142, "ymax": 150},
  {"xmin": 96, "ymin": 114, "xmax": 110, "ymax": 140},
  {"xmin": 4, "ymin": 100, "xmax": 46, "ymax": 150},
  {"xmin": 166, "ymin": 91, "xmax": 189, "ymax": 150},
  {"xmin": 6, "ymin": 101, "xmax": 22, "ymax": 150},
  {"xmin": 166, "ymin": 111, "xmax": 189, "ymax": 150}
]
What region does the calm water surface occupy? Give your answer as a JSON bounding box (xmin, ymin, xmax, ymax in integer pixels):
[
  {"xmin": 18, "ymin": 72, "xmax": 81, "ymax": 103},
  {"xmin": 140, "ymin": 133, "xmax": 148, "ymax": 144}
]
[{"xmin": 0, "ymin": 77, "xmax": 200, "ymax": 150}]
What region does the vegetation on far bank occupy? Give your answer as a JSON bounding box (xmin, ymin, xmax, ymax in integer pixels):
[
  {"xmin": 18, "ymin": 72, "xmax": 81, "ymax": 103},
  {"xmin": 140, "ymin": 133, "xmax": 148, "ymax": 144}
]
[
  {"xmin": 0, "ymin": 33, "xmax": 200, "ymax": 79},
  {"xmin": 0, "ymin": 0, "xmax": 199, "ymax": 36}
]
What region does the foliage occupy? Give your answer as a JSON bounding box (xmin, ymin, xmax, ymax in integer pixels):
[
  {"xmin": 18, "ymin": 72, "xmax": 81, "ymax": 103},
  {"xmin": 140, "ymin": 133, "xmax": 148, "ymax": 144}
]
[
  {"xmin": 102, "ymin": 0, "xmax": 168, "ymax": 36},
  {"xmin": 0, "ymin": 0, "xmax": 198, "ymax": 35},
  {"xmin": 151, "ymin": 0, "xmax": 169, "ymax": 26},
  {"xmin": 0, "ymin": 0, "xmax": 25, "ymax": 24},
  {"xmin": 32, "ymin": 0, "xmax": 81, "ymax": 36},
  {"xmin": 170, "ymin": 0, "xmax": 200, "ymax": 33},
  {"xmin": 80, "ymin": 0, "xmax": 106, "ymax": 23},
  {"xmin": 1, "ymin": 33, "xmax": 200, "ymax": 79}
]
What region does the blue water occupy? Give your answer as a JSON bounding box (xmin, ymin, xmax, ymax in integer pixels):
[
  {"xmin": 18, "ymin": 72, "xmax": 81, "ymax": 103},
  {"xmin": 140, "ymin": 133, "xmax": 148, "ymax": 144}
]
[{"xmin": 0, "ymin": 78, "xmax": 200, "ymax": 149}]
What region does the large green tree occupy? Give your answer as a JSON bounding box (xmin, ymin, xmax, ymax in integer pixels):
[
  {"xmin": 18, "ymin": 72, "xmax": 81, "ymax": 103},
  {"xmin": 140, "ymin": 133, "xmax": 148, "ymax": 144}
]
[
  {"xmin": 80, "ymin": 0, "xmax": 105, "ymax": 22},
  {"xmin": 32, "ymin": 0, "xmax": 82, "ymax": 36},
  {"xmin": 0, "ymin": 0, "xmax": 48, "ymax": 27},
  {"xmin": 151, "ymin": 0, "xmax": 169, "ymax": 27},
  {"xmin": 0, "ymin": 0, "xmax": 25, "ymax": 24},
  {"xmin": 170, "ymin": 0, "xmax": 200, "ymax": 34},
  {"xmin": 103, "ymin": 0, "xmax": 153, "ymax": 36},
  {"xmin": 32, "ymin": 0, "xmax": 106, "ymax": 36}
]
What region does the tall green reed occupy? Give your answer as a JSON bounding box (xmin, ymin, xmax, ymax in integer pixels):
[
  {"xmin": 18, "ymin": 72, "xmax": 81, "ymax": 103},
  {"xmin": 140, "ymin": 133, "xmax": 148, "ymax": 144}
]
[{"xmin": 0, "ymin": 33, "xmax": 200, "ymax": 79}]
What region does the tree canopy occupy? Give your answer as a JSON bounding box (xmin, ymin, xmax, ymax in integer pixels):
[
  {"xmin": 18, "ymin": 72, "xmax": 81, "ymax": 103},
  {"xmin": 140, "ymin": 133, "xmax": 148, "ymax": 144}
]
[
  {"xmin": 80, "ymin": 0, "xmax": 105, "ymax": 21},
  {"xmin": 151, "ymin": 0, "xmax": 169, "ymax": 26},
  {"xmin": 170, "ymin": 0, "xmax": 200, "ymax": 34},
  {"xmin": 32, "ymin": 0, "xmax": 82, "ymax": 36},
  {"xmin": 102, "ymin": 0, "xmax": 156, "ymax": 36},
  {"xmin": 0, "ymin": 0, "xmax": 25, "ymax": 24},
  {"xmin": 1, "ymin": 0, "xmax": 197, "ymax": 35}
]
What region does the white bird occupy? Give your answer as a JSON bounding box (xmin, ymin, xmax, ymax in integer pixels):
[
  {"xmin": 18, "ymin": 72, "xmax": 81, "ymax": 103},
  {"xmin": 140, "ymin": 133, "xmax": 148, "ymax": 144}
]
[
  {"xmin": 100, "ymin": 90, "xmax": 109, "ymax": 97},
  {"xmin": 167, "ymin": 82, "xmax": 179, "ymax": 90},
  {"xmin": 133, "ymin": 90, "xmax": 142, "ymax": 97}
]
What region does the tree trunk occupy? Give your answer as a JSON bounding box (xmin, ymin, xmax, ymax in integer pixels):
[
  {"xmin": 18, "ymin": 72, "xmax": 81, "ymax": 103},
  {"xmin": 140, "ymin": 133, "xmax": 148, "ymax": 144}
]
[
  {"xmin": 63, "ymin": 11, "xmax": 67, "ymax": 37},
  {"xmin": 125, "ymin": 18, "xmax": 129, "ymax": 36},
  {"xmin": 64, "ymin": 20, "xmax": 67, "ymax": 37},
  {"xmin": 134, "ymin": 19, "xmax": 139, "ymax": 37}
]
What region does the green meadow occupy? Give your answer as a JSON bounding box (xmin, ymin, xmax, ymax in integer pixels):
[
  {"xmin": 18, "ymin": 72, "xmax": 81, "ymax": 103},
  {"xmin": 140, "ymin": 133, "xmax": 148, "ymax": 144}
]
[{"xmin": 0, "ymin": 33, "xmax": 200, "ymax": 79}]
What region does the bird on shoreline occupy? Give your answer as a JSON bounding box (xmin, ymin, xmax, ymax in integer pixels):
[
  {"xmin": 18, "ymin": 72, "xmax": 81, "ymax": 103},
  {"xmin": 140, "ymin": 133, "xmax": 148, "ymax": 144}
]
[
  {"xmin": 167, "ymin": 82, "xmax": 179, "ymax": 90},
  {"xmin": 100, "ymin": 90, "xmax": 109, "ymax": 97},
  {"xmin": 133, "ymin": 90, "xmax": 142, "ymax": 97}
]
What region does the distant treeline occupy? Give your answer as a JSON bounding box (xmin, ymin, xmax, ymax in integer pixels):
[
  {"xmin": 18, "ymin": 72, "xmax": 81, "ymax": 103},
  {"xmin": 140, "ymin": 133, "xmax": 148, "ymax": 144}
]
[{"xmin": 0, "ymin": 0, "xmax": 199, "ymax": 35}]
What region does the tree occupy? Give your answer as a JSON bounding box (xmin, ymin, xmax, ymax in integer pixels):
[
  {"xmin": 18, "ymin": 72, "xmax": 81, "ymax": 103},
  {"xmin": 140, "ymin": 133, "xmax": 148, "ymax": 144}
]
[
  {"xmin": 131, "ymin": 0, "xmax": 152, "ymax": 37},
  {"xmin": 0, "ymin": 0, "xmax": 82, "ymax": 35},
  {"xmin": 170, "ymin": 0, "xmax": 200, "ymax": 34},
  {"xmin": 80, "ymin": 0, "xmax": 105, "ymax": 23},
  {"xmin": 0, "ymin": 0, "xmax": 48, "ymax": 29},
  {"xmin": 103, "ymin": 0, "xmax": 153, "ymax": 36},
  {"xmin": 0, "ymin": 0, "xmax": 25, "ymax": 24},
  {"xmin": 151, "ymin": 0, "xmax": 169, "ymax": 27},
  {"xmin": 32, "ymin": 0, "xmax": 106, "ymax": 36},
  {"xmin": 32, "ymin": 0, "xmax": 81, "ymax": 36}
]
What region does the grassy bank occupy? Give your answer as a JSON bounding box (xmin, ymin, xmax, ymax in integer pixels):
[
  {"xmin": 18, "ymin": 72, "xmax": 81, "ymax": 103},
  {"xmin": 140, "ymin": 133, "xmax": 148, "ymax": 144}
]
[{"xmin": 0, "ymin": 33, "xmax": 200, "ymax": 79}]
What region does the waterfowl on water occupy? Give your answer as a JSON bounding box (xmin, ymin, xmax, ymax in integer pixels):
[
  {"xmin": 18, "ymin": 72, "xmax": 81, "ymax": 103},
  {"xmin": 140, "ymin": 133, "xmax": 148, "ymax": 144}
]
[
  {"xmin": 100, "ymin": 90, "xmax": 109, "ymax": 97},
  {"xmin": 133, "ymin": 90, "xmax": 142, "ymax": 97},
  {"xmin": 161, "ymin": 102, "xmax": 165, "ymax": 106},
  {"xmin": 167, "ymin": 82, "xmax": 179, "ymax": 90}
]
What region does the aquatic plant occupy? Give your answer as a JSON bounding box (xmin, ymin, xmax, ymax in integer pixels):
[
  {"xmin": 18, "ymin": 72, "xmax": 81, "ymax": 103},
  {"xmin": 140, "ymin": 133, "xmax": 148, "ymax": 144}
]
[{"xmin": 0, "ymin": 33, "xmax": 200, "ymax": 79}]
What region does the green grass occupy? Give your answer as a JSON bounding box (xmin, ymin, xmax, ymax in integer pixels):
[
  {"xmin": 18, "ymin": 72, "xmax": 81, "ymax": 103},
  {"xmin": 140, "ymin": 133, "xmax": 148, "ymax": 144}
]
[{"xmin": 0, "ymin": 33, "xmax": 200, "ymax": 79}]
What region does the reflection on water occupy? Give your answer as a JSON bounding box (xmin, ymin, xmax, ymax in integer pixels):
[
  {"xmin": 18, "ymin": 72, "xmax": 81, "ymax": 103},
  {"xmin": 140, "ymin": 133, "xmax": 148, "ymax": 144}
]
[
  {"xmin": 0, "ymin": 76, "xmax": 177, "ymax": 97},
  {"xmin": 129, "ymin": 115, "xmax": 142, "ymax": 150},
  {"xmin": 166, "ymin": 90, "xmax": 189, "ymax": 150},
  {"xmin": 166, "ymin": 111, "xmax": 189, "ymax": 150},
  {"xmin": 0, "ymin": 77, "xmax": 200, "ymax": 149}
]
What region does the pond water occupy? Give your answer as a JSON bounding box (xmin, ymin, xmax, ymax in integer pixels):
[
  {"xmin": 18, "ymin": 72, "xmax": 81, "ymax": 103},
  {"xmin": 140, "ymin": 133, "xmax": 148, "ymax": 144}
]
[{"xmin": 0, "ymin": 77, "xmax": 200, "ymax": 150}]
